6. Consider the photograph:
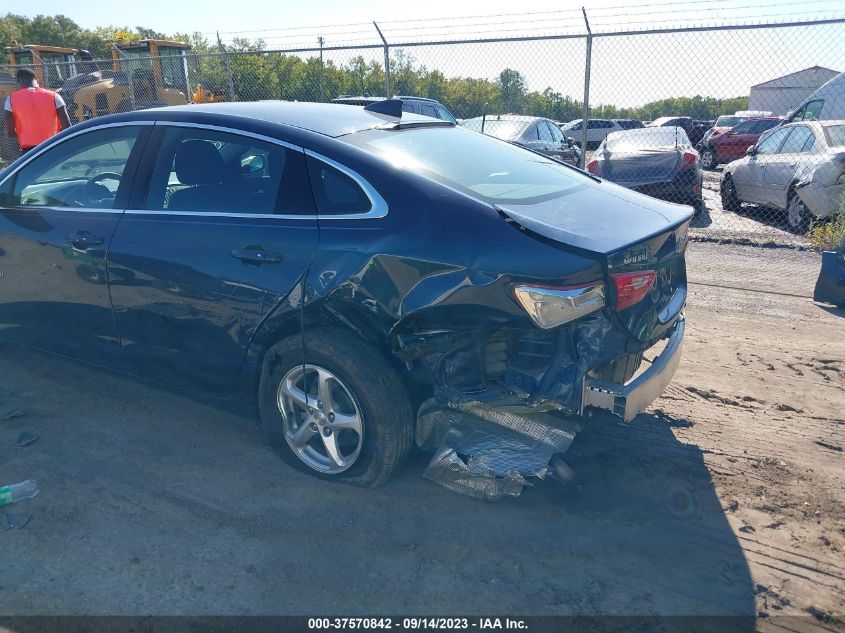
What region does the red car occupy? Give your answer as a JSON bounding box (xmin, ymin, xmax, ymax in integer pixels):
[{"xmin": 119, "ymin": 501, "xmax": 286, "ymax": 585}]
[{"xmin": 699, "ymin": 117, "xmax": 783, "ymax": 169}]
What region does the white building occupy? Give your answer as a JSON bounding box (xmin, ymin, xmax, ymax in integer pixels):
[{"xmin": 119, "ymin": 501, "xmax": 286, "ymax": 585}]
[{"xmin": 748, "ymin": 66, "xmax": 840, "ymax": 115}]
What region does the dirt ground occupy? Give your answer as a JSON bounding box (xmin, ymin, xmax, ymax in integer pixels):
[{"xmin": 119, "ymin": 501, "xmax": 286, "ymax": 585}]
[{"xmin": 0, "ymin": 241, "xmax": 842, "ymax": 629}]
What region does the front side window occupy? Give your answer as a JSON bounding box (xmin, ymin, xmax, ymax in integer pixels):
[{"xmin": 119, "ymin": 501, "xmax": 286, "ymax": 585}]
[
  {"xmin": 3, "ymin": 125, "xmax": 142, "ymax": 209},
  {"xmin": 435, "ymin": 106, "xmax": 456, "ymax": 124},
  {"xmin": 419, "ymin": 104, "xmax": 438, "ymax": 118},
  {"xmin": 791, "ymin": 99, "xmax": 824, "ymax": 122},
  {"xmin": 538, "ymin": 122, "xmax": 554, "ymax": 142},
  {"xmin": 347, "ymin": 125, "xmax": 582, "ymax": 205},
  {"xmin": 755, "ymin": 127, "xmax": 791, "ymax": 154},
  {"xmin": 548, "ymin": 123, "xmax": 565, "ymax": 143},
  {"xmin": 751, "ymin": 119, "xmax": 780, "ymax": 134},
  {"xmin": 731, "ymin": 121, "xmax": 757, "ymax": 135},
  {"xmin": 779, "ymin": 127, "xmax": 815, "ymax": 154},
  {"xmin": 144, "ymin": 127, "xmax": 314, "ymax": 214}
]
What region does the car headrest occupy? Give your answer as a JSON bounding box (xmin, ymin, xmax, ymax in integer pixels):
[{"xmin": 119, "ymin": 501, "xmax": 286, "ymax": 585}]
[{"xmin": 174, "ymin": 140, "xmax": 225, "ymax": 186}]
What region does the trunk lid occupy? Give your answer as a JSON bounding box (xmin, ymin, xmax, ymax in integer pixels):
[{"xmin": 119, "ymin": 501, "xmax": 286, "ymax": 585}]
[
  {"xmin": 499, "ymin": 181, "xmax": 692, "ymax": 342},
  {"xmin": 601, "ymin": 147, "xmax": 682, "ymax": 185}
]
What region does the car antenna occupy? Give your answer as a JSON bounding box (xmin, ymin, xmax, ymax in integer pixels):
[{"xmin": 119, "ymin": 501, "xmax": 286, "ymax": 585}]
[
  {"xmin": 364, "ymin": 98, "xmax": 403, "ymax": 118},
  {"xmin": 481, "ymin": 102, "xmax": 489, "ymax": 134}
]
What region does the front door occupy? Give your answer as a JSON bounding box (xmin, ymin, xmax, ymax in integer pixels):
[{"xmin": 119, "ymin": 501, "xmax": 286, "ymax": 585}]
[
  {"xmin": 719, "ymin": 120, "xmax": 759, "ymax": 162},
  {"xmin": 761, "ymin": 125, "xmax": 816, "ymax": 208},
  {"xmin": 106, "ymin": 124, "xmax": 319, "ymax": 395},
  {"xmin": 741, "ymin": 126, "xmax": 792, "ymax": 204},
  {"xmin": 0, "ymin": 124, "xmax": 148, "ymax": 362}
]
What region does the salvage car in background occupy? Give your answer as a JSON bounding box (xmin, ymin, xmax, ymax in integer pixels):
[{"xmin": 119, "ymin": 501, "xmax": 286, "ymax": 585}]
[
  {"xmin": 587, "ymin": 126, "xmax": 704, "ymax": 212},
  {"xmin": 332, "ymin": 95, "xmax": 457, "ymax": 123},
  {"xmin": 463, "ymin": 114, "xmax": 581, "ymax": 165},
  {"xmin": 559, "ymin": 118, "xmax": 623, "ymax": 149},
  {"xmin": 0, "ymin": 100, "xmax": 690, "ymax": 494},
  {"xmin": 647, "ymin": 116, "xmax": 709, "ymax": 145},
  {"xmin": 720, "ymin": 120, "xmax": 845, "ymax": 232},
  {"xmin": 699, "ymin": 116, "xmax": 782, "ymax": 170}
]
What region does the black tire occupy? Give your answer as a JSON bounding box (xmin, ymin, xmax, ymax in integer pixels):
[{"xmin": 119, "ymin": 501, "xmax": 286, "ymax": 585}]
[
  {"xmin": 259, "ymin": 327, "xmax": 414, "ymax": 487},
  {"xmin": 720, "ymin": 174, "xmax": 741, "ymax": 212},
  {"xmin": 700, "ymin": 146, "xmax": 717, "ymax": 171},
  {"xmin": 786, "ymin": 190, "xmax": 812, "ymax": 234}
]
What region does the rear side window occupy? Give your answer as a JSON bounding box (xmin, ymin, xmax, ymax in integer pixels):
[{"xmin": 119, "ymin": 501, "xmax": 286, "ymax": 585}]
[
  {"xmin": 144, "ymin": 127, "xmax": 315, "ymax": 215},
  {"xmin": 306, "ymin": 155, "xmax": 372, "ymax": 215},
  {"xmin": 435, "ymin": 105, "xmax": 456, "ymax": 124},
  {"xmin": 420, "ymin": 104, "xmax": 438, "ymax": 118}
]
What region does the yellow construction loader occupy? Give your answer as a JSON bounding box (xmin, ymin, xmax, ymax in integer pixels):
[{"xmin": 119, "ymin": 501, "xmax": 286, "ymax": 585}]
[{"xmin": 61, "ymin": 38, "xmax": 193, "ymax": 123}]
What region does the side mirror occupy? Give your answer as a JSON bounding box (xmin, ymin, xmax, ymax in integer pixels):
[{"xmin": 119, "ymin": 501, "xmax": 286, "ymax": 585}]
[{"xmin": 746, "ymin": 145, "xmax": 756, "ymax": 156}]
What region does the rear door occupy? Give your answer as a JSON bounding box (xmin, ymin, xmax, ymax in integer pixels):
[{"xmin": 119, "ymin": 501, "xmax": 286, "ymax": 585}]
[
  {"xmin": 106, "ymin": 123, "xmax": 319, "ymax": 395},
  {"xmin": 0, "ymin": 123, "xmax": 149, "ymax": 363}
]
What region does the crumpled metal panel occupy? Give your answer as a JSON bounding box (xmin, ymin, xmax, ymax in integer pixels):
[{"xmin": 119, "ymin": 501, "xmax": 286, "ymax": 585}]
[{"xmin": 417, "ymin": 400, "xmax": 580, "ymax": 500}]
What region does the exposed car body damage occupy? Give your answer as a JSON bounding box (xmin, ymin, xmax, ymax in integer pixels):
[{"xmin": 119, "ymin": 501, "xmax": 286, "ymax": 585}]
[{"xmin": 0, "ymin": 102, "xmax": 692, "ymax": 495}]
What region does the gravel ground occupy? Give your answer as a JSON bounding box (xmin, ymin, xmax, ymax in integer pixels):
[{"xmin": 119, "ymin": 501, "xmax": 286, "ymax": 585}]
[{"xmin": 0, "ymin": 242, "xmax": 842, "ymax": 629}]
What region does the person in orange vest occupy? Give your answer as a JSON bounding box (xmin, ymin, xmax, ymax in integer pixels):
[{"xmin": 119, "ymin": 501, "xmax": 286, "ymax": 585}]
[{"xmin": 4, "ymin": 68, "xmax": 72, "ymax": 156}]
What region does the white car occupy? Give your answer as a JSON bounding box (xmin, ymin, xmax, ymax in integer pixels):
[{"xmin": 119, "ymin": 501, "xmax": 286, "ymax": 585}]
[
  {"xmin": 786, "ymin": 72, "xmax": 845, "ymax": 123},
  {"xmin": 720, "ymin": 120, "xmax": 845, "ymax": 232},
  {"xmin": 560, "ymin": 119, "xmax": 623, "ymax": 149}
]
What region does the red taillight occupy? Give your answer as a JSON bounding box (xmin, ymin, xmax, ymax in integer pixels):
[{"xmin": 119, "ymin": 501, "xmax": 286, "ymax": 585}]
[
  {"xmin": 611, "ymin": 271, "xmax": 656, "ymax": 311},
  {"xmin": 587, "ymin": 159, "xmax": 602, "ymax": 175},
  {"xmin": 681, "ymin": 151, "xmax": 698, "ymax": 168}
]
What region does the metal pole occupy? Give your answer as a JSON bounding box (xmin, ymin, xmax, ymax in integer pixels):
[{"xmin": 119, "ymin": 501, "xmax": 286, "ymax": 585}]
[
  {"xmin": 373, "ymin": 21, "xmax": 390, "ymax": 97},
  {"xmin": 112, "ymin": 44, "xmax": 137, "ymax": 112},
  {"xmin": 580, "ymin": 7, "xmax": 592, "ymax": 169},
  {"xmin": 217, "ymin": 32, "xmax": 236, "ymax": 102},
  {"xmin": 318, "ymin": 36, "xmax": 325, "ymax": 101}
]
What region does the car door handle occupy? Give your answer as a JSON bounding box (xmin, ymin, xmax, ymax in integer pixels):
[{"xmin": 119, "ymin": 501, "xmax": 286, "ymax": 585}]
[
  {"xmin": 66, "ymin": 231, "xmax": 104, "ymax": 249},
  {"xmin": 231, "ymin": 247, "xmax": 283, "ymax": 264},
  {"xmin": 788, "ymin": 162, "xmax": 797, "ymax": 167}
]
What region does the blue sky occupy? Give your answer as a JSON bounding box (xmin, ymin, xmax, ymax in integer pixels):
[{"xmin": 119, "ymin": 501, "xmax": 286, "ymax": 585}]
[{"xmin": 7, "ymin": 0, "xmax": 845, "ymax": 106}]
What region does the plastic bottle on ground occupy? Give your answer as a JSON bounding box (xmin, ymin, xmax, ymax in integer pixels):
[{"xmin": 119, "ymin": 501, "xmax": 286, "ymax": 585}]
[{"xmin": 0, "ymin": 480, "xmax": 39, "ymax": 506}]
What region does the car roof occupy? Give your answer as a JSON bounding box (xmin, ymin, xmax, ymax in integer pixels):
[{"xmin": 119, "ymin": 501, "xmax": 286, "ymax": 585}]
[
  {"xmin": 466, "ymin": 114, "xmax": 543, "ymax": 122},
  {"xmin": 111, "ymin": 101, "xmax": 433, "ymax": 138}
]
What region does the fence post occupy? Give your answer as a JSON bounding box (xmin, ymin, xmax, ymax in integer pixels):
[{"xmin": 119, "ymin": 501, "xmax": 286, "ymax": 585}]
[
  {"xmin": 217, "ymin": 32, "xmax": 236, "ymax": 102},
  {"xmin": 373, "ymin": 21, "xmax": 391, "ymax": 97},
  {"xmin": 318, "ymin": 36, "xmax": 325, "ymax": 101},
  {"xmin": 580, "ymin": 7, "xmax": 592, "ymax": 169},
  {"xmin": 112, "ymin": 45, "xmax": 137, "ymax": 112}
]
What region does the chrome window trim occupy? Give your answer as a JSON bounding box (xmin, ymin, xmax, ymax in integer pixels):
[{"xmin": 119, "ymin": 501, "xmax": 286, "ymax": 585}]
[
  {"xmin": 156, "ymin": 121, "xmax": 304, "ymax": 153},
  {"xmin": 124, "ymin": 209, "xmax": 317, "ymax": 220},
  {"xmin": 304, "ymin": 149, "xmax": 389, "ymax": 220},
  {"xmin": 0, "ymin": 205, "xmax": 123, "ymax": 215},
  {"xmin": 1, "ymin": 120, "xmax": 390, "ymax": 221},
  {"xmin": 0, "ymin": 120, "xmax": 155, "ymax": 190}
]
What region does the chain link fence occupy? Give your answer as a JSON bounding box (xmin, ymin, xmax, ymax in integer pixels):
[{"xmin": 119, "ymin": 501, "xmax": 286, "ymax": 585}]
[{"xmin": 1, "ymin": 18, "xmax": 844, "ymax": 253}]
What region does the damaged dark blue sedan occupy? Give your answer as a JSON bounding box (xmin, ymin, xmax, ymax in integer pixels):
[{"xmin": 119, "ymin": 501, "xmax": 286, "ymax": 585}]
[{"xmin": 0, "ymin": 100, "xmax": 691, "ymax": 493}]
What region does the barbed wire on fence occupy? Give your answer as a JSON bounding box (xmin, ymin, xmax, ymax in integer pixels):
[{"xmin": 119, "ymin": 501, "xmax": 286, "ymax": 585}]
[{"xmin": 1, "ymin": 15, "xmax": 844, "ymax": 250}]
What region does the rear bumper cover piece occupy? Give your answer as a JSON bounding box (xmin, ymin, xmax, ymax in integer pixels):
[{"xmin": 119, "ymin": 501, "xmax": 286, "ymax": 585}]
[{"xmin": 582, "ymin": 314, "xmax": 685, "ymax": 421}]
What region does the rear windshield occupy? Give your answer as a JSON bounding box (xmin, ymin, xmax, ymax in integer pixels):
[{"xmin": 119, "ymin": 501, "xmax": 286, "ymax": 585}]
[
  {"xmin": 345, "ymin": 126, "xmax": 582, "ymax": 204},
  {"xmin": 824, "ymin": 124, "xmax": 845, "ymax": 147},
  {"xmin": 461, "ymin": 118, "xmax": 530, "ymax": 140},
  {"xmin": 715, "ymin": 116, "xmax": 745, "ymax": 128},
  {"xmin": 603, "ymin": 126, "xmax": 691, "ymax": 150}
]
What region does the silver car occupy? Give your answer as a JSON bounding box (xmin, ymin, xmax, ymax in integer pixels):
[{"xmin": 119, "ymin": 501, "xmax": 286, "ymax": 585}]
[{"xmin": 720, "ymin": 120, "xmax": 845, "ymax": 232}]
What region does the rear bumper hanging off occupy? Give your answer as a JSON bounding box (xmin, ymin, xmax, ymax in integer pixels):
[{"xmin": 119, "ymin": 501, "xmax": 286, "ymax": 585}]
[{"xmin": 582, "ymin": 315, "xmax": 685, "ymax": 421}]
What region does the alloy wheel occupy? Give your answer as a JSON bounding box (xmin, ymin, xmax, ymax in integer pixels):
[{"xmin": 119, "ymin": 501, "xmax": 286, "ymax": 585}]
[
  {"xmin": 277, "ymin": 364, "xmax": 364, "ymax": 474},
  {"xmin": 701, "ymin": 148, "xmax": 716, "ymax": 170}
]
